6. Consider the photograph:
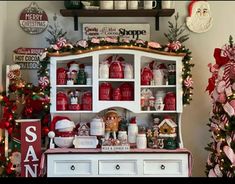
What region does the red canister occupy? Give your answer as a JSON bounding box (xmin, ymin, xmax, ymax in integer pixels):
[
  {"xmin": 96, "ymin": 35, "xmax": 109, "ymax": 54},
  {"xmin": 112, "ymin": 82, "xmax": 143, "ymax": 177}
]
[
  {"xmin": 109, "ymin": 60, "xmax": 124, "ymax": 78},
  {"xmin": 57, "ymin": 68, "xmax": 67, "ymax": 85},
  {"xmin": 112, "ymin": 87, "xmax": 122, "ymax": 101},
  {"xmin": 56, "ymin": 92, "xmax": 68, "ymax": 111},
  {"xmin": 82, "ymin": 91, "xmax": 92, "ymax": 110},
  {"xmin": 164, "ymin": 92, "xmax": 176, "ymax": 111},
  {"xmin": 99, "ymin": 82, "xmax": 112, "ymax": 100},
  {"xmin": 120, "ymin": 83, "xmax": 134, "ymax": 101},
  {"xmin": 141, "ymin": 67, "xmax": 153, "ymax": 85}
]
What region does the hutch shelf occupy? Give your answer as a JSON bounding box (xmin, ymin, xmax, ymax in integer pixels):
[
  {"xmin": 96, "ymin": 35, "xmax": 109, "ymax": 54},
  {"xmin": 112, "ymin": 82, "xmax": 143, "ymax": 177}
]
[{"xmin": 60, "ymin": 9, "xmax": 175, "ymax": 31}]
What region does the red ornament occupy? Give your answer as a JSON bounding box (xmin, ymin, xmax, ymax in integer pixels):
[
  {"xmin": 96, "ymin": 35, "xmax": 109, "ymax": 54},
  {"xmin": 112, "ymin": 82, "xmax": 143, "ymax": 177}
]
[
  {"xmin": 7, "ymin": 127, "xmax": 13, "ymax": 135},
  {"xmin": 42, "ymin": 126, "xmax": 50, "ymax": 136},
  {"xmin": 4, "ymin": 121, "xmax": 10, "ymax": 128}
]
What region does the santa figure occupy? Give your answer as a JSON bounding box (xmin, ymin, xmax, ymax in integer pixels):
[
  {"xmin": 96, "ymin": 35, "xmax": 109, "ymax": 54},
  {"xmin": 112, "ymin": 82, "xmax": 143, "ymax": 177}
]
[{"xmin": 186, "ymin": 0, "xmax": 213, "ymax": 33}]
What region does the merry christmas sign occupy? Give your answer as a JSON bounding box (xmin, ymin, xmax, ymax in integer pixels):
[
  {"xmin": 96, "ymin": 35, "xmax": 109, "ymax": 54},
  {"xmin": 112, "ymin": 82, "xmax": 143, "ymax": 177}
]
[
  {"xmin": 19, "ymin": 2, "xmax": 48, "ymax": 35},
  {"xmin": 83, "ymin": 24, "xmax": 150, "ymax": 41},
  {"xmin": 19, "ymin": 119, "xmax": 41, "ymax": 177}
]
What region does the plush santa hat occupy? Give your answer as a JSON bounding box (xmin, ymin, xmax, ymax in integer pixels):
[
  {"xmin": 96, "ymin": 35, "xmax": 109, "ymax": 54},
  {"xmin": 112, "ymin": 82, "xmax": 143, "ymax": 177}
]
[{"xmin": 49, "ymin": 116, "xmax": 71, "ymax": 132}]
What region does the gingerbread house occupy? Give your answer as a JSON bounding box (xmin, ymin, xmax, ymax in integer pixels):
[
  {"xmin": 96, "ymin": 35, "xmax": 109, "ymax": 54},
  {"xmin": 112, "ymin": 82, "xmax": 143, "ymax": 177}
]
[{"xmin": 158, "ymin": 118, "xmax": 177, "ymax": 138}]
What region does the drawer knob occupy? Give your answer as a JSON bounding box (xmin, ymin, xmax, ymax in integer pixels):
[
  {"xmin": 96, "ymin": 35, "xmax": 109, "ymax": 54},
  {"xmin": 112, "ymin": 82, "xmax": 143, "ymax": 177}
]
[
  {"xmin": 115, "ymin": 164, "xmax": 120, "ymax": 170},
  {"xmin": 70, "ymin": 165, "xmax": 75, "ymax": 171},
  {"xmin": 160, "ymin": 164, "xmax": 165, "ymax": 170}
]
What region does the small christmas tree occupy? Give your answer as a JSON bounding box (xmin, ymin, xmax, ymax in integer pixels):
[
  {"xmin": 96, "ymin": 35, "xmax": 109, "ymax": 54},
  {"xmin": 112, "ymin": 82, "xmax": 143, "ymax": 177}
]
[
  {"xmin": 164, "ymin": 12, "xmax": 189, "ymax": 44},
  {"xmin": 45, "ymin": 13, "xmax": 67, "ymax": 45},
  {"xmin": 205, "ymin": 36, "xmax": 235, "ymax": 177}
]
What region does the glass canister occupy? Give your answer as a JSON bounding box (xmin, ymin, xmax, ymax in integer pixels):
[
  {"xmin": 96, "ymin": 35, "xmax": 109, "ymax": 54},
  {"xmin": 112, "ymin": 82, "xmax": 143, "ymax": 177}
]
[
  {"xmin": 118, "ymin": 131, "xmax": 128, "ymax": 144},
  {"xmin": 77, "ymin": 64, "xmax": 87, "ymax": 85},
  {"xmin": 168, "ymin": 64, "xmax": 176, "ymax": 85},
  {"xmin": 128, "ymin": 117, "xmax": 138, "ymax": 144},
  {"xmin": 90, "ymin": 117, "xmax": 105, "ymax": 136},
  {"xmin": 136, "ymin": 134, "xmax": 147, "ymax": 149}
]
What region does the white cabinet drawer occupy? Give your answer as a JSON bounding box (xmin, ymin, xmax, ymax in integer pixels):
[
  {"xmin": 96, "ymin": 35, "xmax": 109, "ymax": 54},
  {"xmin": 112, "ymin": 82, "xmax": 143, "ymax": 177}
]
[
  {"xmin": 99, "ymin": 160, "xmax": 137, "ymax": 175},
  {"xmin": 54, "ymin": 160, "xmax": 92, "ymax": 175}
]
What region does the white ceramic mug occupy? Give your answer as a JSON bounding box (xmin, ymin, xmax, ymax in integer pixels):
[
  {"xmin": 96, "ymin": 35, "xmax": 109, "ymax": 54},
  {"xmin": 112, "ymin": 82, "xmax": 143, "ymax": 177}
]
[
  {"xmin": 128, "ymin": 0, "xmax": 138, "ymax": 9},
  {"xmin": 161, "ymin": 1, "xmax": 175, "ymax": 9},
  {"xmin": 144, "ymin": 0, "xmax": 157, "ymax": 9},
  {"xmin": 100, "ymin": 0, "xmax": 113, "ymax": 10},
  {"xmin": 115, "ymin": 0, "xmax": 127, "ymax": 10}
]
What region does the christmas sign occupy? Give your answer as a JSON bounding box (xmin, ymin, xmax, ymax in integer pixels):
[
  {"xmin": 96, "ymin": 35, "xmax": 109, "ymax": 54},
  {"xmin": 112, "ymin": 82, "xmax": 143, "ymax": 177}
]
[
  {"xmin": 19, "ymin": 2, "xmax": 48, "ymax": 35},
  {"xmin": 20, "ymin": 119, "xmax": 41, "ymax": 177},
  {"xmin": 13, "ymin": 48, "xmax": 44, "ymax": 70},
  {"xmin": 83, "ymin": 24, "xmax": 150, "ymax": 41}
]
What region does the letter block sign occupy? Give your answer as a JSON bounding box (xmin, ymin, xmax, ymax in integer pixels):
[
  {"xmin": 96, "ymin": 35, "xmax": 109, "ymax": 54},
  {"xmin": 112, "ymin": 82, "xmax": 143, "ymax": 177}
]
[{"xmin": 19, "ymin": 119, "xmax": 41, "ymax": 177}]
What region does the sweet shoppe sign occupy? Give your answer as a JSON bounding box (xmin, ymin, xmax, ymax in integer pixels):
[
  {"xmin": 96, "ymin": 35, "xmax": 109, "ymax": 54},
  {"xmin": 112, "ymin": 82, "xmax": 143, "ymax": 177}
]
[
  {"xmin": 83, "ymin": 24, "xmax": 150, "ymax": 41},
  {"xmin": 19, "ymin": 2, "xmax": 48, "ymax": 35}
]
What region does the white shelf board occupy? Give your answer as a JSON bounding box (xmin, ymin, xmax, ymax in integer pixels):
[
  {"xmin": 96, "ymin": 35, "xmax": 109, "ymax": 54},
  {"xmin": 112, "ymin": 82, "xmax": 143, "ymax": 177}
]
[
  {"xmin": 141, "ymin": 85, "xmax": 176, "ymax": 88},
  {"xmin": 57, "ymin": 85, "xmax": 93, "ymax": 88},
  {"xmin": 51, "ymin": 110, "xmax": 93, "ymax": 113},
  {"xmin": 139, "ymin": 110, "xmax": 179, "ymax": 113},
  {"xmin": 98, "ymin": 78, "xmax": 135, "ymax": 82}
]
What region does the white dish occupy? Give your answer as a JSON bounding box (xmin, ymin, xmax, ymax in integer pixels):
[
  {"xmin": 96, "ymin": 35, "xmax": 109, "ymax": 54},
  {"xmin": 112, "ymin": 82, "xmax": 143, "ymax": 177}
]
[{"xmin": 54, "ymin": 137, "xmax": 74, "ymax": 148}]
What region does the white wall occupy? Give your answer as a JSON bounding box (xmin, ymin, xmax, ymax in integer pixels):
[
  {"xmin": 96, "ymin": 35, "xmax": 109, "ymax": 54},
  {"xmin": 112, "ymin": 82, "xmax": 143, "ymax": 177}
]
[
  {"xmin": 0, "ymin": 1, "xmax": 7, "ymax": 91},
  {"xmin": 3, "ymin": 1, "xmax": 235, "ymax": 176}
]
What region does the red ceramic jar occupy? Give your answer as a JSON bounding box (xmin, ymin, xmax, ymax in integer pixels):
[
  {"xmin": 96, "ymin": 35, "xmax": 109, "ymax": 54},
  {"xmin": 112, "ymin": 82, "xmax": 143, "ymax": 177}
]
[
  {"xmin": 82, "ymin": 91, "xmax": 92, "ymax": 110},
  {"xmin": 56, "ymin": 92, "xmax": 68, "ymax": 111},
  {"xmin": 99, "ymin": 82, "xmax": 112, "ymax": 100},
  {"xmin": 57, "ymin": 68, "xmax": 67, "ymax": 85},
  {"xmin": 164, "ymin": 92, "xmax": 176, "ymax": 111},
  {"xmin": 120, "ymin": 83, "xmax": 134, "ymax": 101}
]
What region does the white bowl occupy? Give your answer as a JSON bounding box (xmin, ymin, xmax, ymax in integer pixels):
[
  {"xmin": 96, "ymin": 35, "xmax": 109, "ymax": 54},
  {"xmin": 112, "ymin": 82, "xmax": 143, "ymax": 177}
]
[{"xmin": 54, "ymin": 137, "xmax": 74, "ymax": 148}]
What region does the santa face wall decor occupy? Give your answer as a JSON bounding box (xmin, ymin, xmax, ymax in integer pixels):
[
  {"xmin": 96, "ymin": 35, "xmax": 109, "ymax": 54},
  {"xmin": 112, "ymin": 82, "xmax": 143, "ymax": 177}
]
[{"xmin": 186, "ymin": 0, "xmax": 213, "ymax": 33}]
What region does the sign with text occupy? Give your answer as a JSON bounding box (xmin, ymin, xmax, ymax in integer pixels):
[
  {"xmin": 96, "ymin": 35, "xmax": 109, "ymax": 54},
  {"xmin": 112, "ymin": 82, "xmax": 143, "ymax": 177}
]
[
  {"xmin": 20, "ymin": 119, "xmax": 41, "ymax": 177},
  {"xmin": 13, "ymin": 48, "xmax": 44, "ymax": 70},
  {"xmin": 19, "ymin": 2, "xmax": 48, "ymax": 35},
  {"xmin": 83, "ymin": 24, "xmax": 150, "ymax": 41}
]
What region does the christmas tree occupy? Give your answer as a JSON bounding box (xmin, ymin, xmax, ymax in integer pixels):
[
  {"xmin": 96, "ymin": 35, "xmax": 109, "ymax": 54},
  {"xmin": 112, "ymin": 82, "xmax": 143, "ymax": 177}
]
[{"xmin": 205, "ymin": 36, "xmax": 235, "ymax": 177}]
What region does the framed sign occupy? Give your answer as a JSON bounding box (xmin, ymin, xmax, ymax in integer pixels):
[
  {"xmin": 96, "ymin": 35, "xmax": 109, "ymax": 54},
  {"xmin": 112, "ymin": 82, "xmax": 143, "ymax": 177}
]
[
  {"xmin": 19, "ymin": 2, "xmax": 48, "ymax": 35},
  {"xmin": 13, "ymin": 48, "xmax": 44, "ymax": 70},
  {"xmin": 83, "ymin": 24, "xmax": 150, "ymax": 41}
]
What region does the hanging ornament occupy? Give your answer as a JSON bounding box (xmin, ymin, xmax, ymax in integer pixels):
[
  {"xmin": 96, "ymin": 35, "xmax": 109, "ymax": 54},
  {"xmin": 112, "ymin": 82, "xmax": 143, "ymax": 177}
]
[
  {"xmin": 214, "ymin": 164, "xmax": 223, "ymax": 177},
  {"xmin": 39, "ymin": 76, "xmax": 49, "ymax": 88}
]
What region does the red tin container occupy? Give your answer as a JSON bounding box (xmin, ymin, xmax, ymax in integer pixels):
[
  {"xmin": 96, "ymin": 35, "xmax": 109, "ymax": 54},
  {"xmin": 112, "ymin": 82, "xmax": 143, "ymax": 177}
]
[
  {"xmin": 141, "ymin": 67, "xmax": 153, "ymax": 85},
  {"xmin": 56, "ymin": 92, "xmax": 68, "ymax": 111},
  {"xmin": 112, "ymin": 87, "xmax": 122, "ymax": 101},
  {"xmin": 164, "ymin": 92, "xmax": 176, "ymax": 111},
  {"xmin": 109, "ymin": 60, "xmax": 124, "ymax": 79},
  {"xmin": 120, "ymin": 83, "xmax": 134, "ymax": 101},
  {"xmin": 82, "ymin": 91, "xmax": 92, "ymax": 110},
  {"xmin": 57, "ymin": 68, "xmax": 67, "ymax": 85},
  {"xmin": 99, "ymin": 82, "xmax": 112, "ymax": 100}
]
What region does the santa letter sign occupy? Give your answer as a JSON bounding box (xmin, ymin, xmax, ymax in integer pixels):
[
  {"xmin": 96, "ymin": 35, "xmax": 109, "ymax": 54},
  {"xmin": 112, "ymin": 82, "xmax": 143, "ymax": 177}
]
[{"xmin": 20, "ymin": 119, "xmax": 41, "ymax": 177}]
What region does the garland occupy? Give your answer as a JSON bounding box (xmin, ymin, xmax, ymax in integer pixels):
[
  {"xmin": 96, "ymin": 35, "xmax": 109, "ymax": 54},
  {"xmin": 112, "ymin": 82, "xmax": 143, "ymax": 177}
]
[{"xmin": 41, "ymin": 37, "xmax": 194, "ymax": 105}]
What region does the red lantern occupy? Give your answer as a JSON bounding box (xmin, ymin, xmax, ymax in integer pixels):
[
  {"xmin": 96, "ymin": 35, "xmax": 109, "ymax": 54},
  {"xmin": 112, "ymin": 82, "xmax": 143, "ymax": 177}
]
[
  {"xmin": 141, "ymin": 67, "xmax": 153, "ymax": 85},
  {"xmin": 82, "ymin": 91, "xmax": 92, "ymax": 110},
  {"xmin": 56, "ymin": 92, "xmax": 68, "ymax": 111},
  {"xmin": 164, "ymin": 92, "xmax": 176, "ymax": 111},
  {"xmin": 109, "ymin": 60, "xmax": 124, "ymax": 79},
  {"xmin": 99, "ymin": 82, "xmax": 112, "ymax": 100},
  {"xmin": 120, "ymin": 83, "xmax": 134, "ymax": 101},
  {"xmin": 57, "ymin": 68, "xmax": 67, "ymax": 85}
]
